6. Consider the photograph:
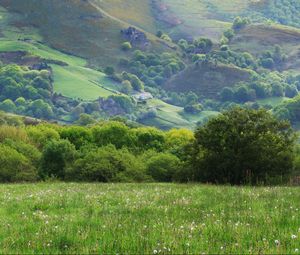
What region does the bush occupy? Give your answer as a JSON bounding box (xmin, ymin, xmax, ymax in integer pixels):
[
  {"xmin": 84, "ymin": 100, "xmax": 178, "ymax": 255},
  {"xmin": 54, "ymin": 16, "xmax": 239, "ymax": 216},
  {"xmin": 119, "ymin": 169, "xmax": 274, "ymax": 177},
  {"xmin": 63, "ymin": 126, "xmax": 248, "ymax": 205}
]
[
  {"xmin": 67, "ymin": 145, "xmax": 149, "ymax": 182},
  {"xmin": 121, "ymin": 42, "xmax": 132, "ymax": 51},
  {"xmin": 145, "ymin": 153, "xmax": 181, "ymax": 182},
  {"xmin": 0, "ymin": 144, "xmax": 37, "ymax": 182},
  {"xmin": 3, "ymin": 138, "xmax": 41, "ymax": 169},
  {"xmin": 26, "ymin": 125, "xmax": 60, "ymax": 148},
  {"xmin": 60, "ymin": 126, "xmax": 93, "ymax": 149},
  {"xmin": 92, "ymin": 121, "xmax": 136, "ymax": 149},
  {"xmin": 104, "ymin": 66, "xmax": 115, "ymax": 76},
  {"xmin": 39, "ymin": 139, "xmax": 77, "ymax": 179}
]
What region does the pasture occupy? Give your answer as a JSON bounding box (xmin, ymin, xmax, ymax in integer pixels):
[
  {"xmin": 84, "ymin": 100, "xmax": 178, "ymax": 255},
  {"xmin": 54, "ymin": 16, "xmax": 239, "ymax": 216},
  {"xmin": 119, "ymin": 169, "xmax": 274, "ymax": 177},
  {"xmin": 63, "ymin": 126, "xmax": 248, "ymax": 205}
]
[{"xmin": 0, "ymin": 183, "xmax": 299, "ymax": 254}]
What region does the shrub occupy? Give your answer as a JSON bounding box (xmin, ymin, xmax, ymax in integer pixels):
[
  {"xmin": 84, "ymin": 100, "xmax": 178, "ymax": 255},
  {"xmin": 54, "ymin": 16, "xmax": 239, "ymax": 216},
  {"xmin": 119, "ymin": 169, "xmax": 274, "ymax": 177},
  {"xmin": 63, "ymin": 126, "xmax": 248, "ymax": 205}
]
[
  {"xmin": 121, "ymin": 42, "xmax": 132, "ymax": 51},
  {"xmin": 104, "ymin": 66, "xmax": 115, "ymax": 76},
  {"xmin": 0, "ymin": 144, "xmax": 37, "ymax": 182},
  {"xmin": 0, "ymin": 125, "xmax": 28, "ymax": 143},
  {"xmin": 39, "ymin": 139, "xmax": 77, "ymax": 179},
  {"xmin": 60, "ymin": 126, "xmax": 93, "ymax": 149},
  {"xmin": 3, "ymin": 138, "xmax": 41, "ymax": 169},
  {"xmin": 92, "ymin": 121, "xmax": 136, "ymax": 149},
  {"xmin": 67, "ymin": 145, "xmax": 149, "ymax": 182},
  {"xmin": 0, "ymin": 99, "xmax": 16, "ymax": 113},
  {"xmin": 146, "ymin": 153, "xmax": 181, "ymax": 182},
  {"xmin": 26, "ymin": 125, "xmax": 60, "ymax": 148}
]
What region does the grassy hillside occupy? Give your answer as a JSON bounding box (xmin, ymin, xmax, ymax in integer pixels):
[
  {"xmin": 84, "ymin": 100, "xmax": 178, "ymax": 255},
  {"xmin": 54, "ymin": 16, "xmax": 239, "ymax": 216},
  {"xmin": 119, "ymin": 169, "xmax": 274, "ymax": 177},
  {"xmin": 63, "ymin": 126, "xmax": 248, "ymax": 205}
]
[
  {"xmin": 92, "ymin": 0, "xmax": 157, "ymax": 34},
  {"xmin": 0, "ymin": 183, "xmax": 299, "ymax": 254},
  {"xmin": 164, "ymin": 62, "xmax": 251, "ymax": 98},
  {"xmin": 0, "ymin": 6, "xmax": 122, "ymax": 100},
  {"xmin": 0, "ymin": 0, "xmax": 178, "ymax": 68},
  {"xmin": 153, "ymin": 0, "xmax": 243, "ymax": 41},
  {"xmin": 231, "ymin": 24, "xmax": 300, "ymax": 71}
]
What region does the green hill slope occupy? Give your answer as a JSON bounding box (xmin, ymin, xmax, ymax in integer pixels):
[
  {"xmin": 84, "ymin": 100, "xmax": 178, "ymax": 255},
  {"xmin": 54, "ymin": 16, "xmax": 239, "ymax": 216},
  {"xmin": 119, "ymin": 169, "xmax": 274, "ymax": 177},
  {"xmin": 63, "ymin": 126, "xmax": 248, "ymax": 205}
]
[
  {"xmin": 164, "ymin": 62, "xmax": 251, "ymax": 98},
  {"xmin": 0, "ymin": 0, "xmax": 177, "ymax": 68}
]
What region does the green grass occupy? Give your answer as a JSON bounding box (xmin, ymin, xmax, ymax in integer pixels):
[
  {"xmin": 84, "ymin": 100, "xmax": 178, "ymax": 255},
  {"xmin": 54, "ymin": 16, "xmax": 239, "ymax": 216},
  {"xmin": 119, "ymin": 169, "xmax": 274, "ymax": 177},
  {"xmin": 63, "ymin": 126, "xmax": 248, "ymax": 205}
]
[
  {"xmin": 50, "ymin": 65, "xmax": 117, "ymax": 100},
  {"xmin": 0, "ymin": 5, "xmax": 123, "ymax": 100},
  {"xmin": 0, "ymin": 39, "xmax": 121, "ymax": 100},
  {"xmin": 155, "ymin": 0, "xmax": 249, "ymax": 40},
  {"xmin": 0, "ymin": 183, "xmax": 299, "ymax": 254},
  {"xmin": 145, "ymin": 99, "xmax": 221, "ymax": 130},
  {"xmin": 257, "ymin": 97, "xmax": 290, "ymax": 107},
  {"xmin": 165, "ymin": 63, "xmax": 251, "ymax": 98},
  {"xmin": 0, "ymin": 40, "xmax": 86, "ymax": 66}
]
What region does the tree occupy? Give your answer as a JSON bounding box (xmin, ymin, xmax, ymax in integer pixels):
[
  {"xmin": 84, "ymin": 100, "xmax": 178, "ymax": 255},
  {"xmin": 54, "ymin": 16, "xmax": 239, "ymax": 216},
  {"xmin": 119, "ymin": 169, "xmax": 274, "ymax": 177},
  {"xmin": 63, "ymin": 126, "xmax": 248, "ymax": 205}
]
[
  {"xmin": 60, "ymin": 126, "xmax": 93, "ymax": 149},
  {"xmin": 184, "ymin": 104, "xmax": 203, "ymax": 114},
  {"xmin": 223, "ymin": 29, "xmax": 235, "ymax": 40},
  {"xmin": 29, "ymin": 99, "xmax": 53, "ymax": 119},
  {"xmin": 191, "ymin": 108, "xmax": 295, "ymax": 185},
  {"xmin": 0, "ymin": 99, "xmax": 16, "ymax": 113},
  {"xmin": 67, "ymin": 145, "xmax": 148, "ymax": 182},
  {"xmin": 75, "ymin": 114, "xmax": 96, "ymax": 126},
  {"xmin": 130, "ymin": 74, "xmax": 144, "ymax": 92},
  {"xmin": 121, "ymin": 42, "xmax": 132, "ymax": 51},
  {"xmin": 39, "ymin": 139, "xmax": 77, "ymax": 179},
  {"xmin": 92, "ymin": 121, "xmax": 135, "ymax": 149},
  {"xmin": 234, "ymin": 85, "xmax": 250, "ymax": 102},
  {"xmin": 261, "ymin": 58, "xmax": 274, "ymax": 69},
  {"xmin": 121, "ymin": 80, "xmax": 133, "ymax": 94},
  {"xmin": 220, "ymin": 87, "xmax": 234, "ymax": 102},
  {"xmin": 233, "ymin": 17, "xmax": 249, "ymax": 30},
  {"xmin": 272, "ymin": 83, "xmax": 284, "ymax": 97},
  {"xmin": 146, "ymin": 153, "xmax": 181, "ymax": 182},
  {"xmin": 165, "ymin": 129, "xmax": 195, "ymax": 159},
  {"xmin": 0, "ymin": 144, "xmax": 37, "ymax": 182},
  {"xmin": 285, "ymin": 84, "xmax": 298, "ymax": 98},
  {"xmin": 104, "ymin": 66, "xmax": 115, "ymax": 76}
]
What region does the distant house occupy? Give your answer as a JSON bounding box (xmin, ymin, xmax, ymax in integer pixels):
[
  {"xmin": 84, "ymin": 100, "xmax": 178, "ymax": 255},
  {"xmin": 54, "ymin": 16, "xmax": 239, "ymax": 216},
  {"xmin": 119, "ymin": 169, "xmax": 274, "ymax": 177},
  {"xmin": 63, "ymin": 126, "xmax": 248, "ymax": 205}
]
[{"xmin": 133, "ymin": 92, "xmax": 153, "ymax": 102}]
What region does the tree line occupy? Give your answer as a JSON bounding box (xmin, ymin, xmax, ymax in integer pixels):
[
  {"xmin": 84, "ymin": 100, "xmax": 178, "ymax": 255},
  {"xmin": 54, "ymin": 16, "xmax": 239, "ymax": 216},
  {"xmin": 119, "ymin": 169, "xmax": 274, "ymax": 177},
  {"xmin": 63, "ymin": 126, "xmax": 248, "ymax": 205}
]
[{"xmin": 0, "ymin": 107, "xmax": 298, "ymax": 185}]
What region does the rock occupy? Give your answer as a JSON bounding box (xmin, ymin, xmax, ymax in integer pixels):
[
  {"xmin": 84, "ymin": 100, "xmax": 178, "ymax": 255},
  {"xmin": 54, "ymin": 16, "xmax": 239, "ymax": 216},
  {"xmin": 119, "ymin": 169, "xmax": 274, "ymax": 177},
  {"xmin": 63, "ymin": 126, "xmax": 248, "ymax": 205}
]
[{"xmin": 121, "ymin": 27, "xmax": 149, "ymax": 47}]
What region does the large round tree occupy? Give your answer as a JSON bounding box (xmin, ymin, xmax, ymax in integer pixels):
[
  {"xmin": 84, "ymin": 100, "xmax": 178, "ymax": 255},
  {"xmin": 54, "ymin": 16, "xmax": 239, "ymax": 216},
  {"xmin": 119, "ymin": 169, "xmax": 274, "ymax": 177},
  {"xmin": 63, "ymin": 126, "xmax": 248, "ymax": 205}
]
[{"xmin": 192, "ymin": 107, "xmax": 296, "ymax": 185}]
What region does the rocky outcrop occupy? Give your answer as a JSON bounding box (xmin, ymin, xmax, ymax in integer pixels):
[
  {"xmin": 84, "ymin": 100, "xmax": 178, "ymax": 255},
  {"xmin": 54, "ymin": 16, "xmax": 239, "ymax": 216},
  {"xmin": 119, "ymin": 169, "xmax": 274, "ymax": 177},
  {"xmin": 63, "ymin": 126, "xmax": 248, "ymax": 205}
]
[
  {"xmin": 99, "ymin": 98, "xmax": 126, "ymax": 116},
  {"xmin": 121, "ymin": 27, "xmax": 149, "ymax": 47}
]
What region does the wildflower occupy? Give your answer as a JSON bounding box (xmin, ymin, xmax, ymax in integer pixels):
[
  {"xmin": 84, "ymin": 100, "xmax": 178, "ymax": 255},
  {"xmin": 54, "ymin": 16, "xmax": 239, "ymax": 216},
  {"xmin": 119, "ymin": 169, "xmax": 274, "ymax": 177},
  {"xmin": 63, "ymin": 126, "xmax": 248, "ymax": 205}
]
[
  {"xmin": 295, "ymin": 248, "xmax": 299, "ymax": 252},
  {"xmin": 153, "ymin": 249, "xmax": 158, "ymax": 254},
  {"xmin": 275, "ymin": 240, "xmax": 280, "ymax": 246},
  {"xmin": 292, "ymin": 234, "xmax": 297, "ymax": 239}
]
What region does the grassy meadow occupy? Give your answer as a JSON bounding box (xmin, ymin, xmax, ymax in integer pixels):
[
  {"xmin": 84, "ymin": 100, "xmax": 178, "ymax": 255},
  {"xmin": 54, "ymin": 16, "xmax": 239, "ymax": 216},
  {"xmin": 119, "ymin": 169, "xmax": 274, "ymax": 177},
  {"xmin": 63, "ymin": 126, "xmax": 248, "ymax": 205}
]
[{"xmin": 0, "ymin": 183, "xmax": 299, "ymax": 254}]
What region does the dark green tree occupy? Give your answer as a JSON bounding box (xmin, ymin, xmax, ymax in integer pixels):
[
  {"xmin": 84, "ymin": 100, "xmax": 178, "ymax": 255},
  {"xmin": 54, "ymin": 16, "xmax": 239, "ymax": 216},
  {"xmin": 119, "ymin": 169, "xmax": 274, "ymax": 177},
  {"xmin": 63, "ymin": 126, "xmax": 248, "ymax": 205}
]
[{"xmin": 191, "ymin": 108, "xmax": 295, "ymax": 185}]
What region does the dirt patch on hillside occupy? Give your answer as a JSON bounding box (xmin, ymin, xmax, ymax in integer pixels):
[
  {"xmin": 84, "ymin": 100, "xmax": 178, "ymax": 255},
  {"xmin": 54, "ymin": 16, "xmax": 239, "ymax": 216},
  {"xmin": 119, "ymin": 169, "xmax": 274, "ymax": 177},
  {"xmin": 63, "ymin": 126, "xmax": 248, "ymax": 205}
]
[{"xmin": 151, "ymin": 0, "xmax": 182, "ymax": 28}]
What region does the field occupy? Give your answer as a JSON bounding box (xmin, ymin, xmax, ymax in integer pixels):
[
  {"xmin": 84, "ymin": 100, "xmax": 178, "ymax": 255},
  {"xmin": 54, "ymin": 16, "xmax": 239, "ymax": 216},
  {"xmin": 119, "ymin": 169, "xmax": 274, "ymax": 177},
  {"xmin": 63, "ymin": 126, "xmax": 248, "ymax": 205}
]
[
  {"xmin": 0, "ymin": 183, "xmax": 299, "ymax": 254},
  {"xmin": 0, "ymin": 6, "xmax": 123, "ymax": 101}
]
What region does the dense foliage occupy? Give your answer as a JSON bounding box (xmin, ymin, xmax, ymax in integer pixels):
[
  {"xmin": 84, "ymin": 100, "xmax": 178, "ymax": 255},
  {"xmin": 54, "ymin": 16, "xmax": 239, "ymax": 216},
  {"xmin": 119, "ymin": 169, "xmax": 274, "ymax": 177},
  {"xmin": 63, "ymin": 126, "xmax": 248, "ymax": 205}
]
[
  {"xmin": 252, "ymin": 0, "xmax": 300, "ymax": 28},
  {"xmin": 191, "ymin": 108, "xmax": 295, "ymax": 184},
  {"xmin": 0, "ymin": 108, "xmax": 297, "ymax": 185}
]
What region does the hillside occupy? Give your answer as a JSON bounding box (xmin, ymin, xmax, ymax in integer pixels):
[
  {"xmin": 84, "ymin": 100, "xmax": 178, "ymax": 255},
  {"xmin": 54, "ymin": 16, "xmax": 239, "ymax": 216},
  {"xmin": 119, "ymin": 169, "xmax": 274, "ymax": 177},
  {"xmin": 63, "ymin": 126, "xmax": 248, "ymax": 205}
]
[
  {"xmin": 231, "ymin": 24, "xmax": 300, "ymax": 71},
  {"xmin": 0, "ymin": 0, "xmax": 300, "ymax": 130},
  {"xmin": 164, "ymin": 62, "xmax": 252, "ymax": 98},
  {"xmin": 0, "ymin": 0, "xmax": 177, "ymax": 68}
]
